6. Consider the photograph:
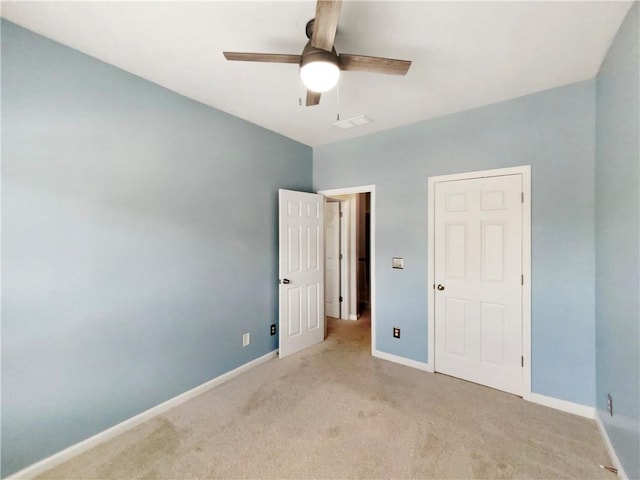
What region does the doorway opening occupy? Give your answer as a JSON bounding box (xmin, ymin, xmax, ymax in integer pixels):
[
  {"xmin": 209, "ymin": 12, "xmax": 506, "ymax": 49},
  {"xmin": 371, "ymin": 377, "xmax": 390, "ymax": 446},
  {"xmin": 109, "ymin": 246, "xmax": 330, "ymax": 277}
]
[{"xmin": 320, "ymin": 185, "xmax": 376, "ymax": 355}]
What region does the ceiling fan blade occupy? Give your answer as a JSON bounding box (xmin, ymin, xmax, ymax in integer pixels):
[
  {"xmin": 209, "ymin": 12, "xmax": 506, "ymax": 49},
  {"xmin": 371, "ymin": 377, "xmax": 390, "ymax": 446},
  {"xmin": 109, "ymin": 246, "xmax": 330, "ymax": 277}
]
[
  {"xmin": 311, "ymin": 0, "xmax": 343, "ymax": 51},
  {"xmin": 339, "ymin": 54, "xmax": 412, "ymax": 75},
  {"xmin": 306, "ymin": 90, "xmax": 322, "ymax": 107},
  {"xmin": 223, "ymin": 52, "xmax": 301, "ymax": 64}
]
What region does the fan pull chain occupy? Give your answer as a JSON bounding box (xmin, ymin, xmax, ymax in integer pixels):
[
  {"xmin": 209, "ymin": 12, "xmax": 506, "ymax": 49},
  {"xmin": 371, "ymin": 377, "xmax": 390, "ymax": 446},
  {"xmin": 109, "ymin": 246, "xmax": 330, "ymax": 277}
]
[{"xmin": 336, "ymin": 78, "xmax": 340, "ymax": 121}]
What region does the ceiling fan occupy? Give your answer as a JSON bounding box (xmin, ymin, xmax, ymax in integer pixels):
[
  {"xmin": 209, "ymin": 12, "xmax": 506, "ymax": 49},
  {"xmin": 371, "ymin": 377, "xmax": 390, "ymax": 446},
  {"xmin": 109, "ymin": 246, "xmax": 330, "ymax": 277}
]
[{"xmin": 223, "ymin": 0, "xmax": 412, "ymax": 106}]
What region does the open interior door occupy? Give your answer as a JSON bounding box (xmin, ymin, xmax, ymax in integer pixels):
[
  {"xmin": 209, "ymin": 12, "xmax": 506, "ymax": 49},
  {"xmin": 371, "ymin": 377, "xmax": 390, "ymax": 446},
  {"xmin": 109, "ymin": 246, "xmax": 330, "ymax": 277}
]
[{"xmin": 279, "ymin": 189, "xmax": 325, "ymax": 358}]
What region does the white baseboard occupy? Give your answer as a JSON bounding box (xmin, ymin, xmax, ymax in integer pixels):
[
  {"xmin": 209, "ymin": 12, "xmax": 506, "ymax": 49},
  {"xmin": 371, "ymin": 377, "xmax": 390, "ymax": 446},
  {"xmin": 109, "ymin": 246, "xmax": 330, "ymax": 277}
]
[
  {"xmin": 349, "ymin": 314, "xmax": 358, "ymax": 321},
  {"xmin": 373, "ymin": 349, "xmax": 432, "ymax": 372},
  {"xmin": 595, "ymin": 410, "xmax": 630, "ymax": 480},
  {"xmin": 8, "ymin": 350, "xmax": 279, "ymax": 480},
  {"xmin": 528, "ymin": 392, "xmax": 595, "ymax": 419}
]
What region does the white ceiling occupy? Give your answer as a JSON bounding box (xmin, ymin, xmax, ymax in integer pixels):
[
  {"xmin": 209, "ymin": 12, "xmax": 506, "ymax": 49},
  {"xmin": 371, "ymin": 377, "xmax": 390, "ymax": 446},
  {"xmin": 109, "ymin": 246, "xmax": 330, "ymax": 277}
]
[{"xmin": 1, "ymin": 1, "xmax": 633, "ymax": 147}]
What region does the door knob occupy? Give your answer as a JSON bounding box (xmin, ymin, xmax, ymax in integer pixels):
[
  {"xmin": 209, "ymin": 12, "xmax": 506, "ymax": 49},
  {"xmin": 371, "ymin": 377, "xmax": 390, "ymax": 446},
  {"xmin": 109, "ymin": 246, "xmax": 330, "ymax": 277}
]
[
  {"xmin": 282, "ymin": 279, "xmax": 291, "ymax": 284},
  {"xmin": 437, "ymin": 284, "xmax": 445, "ymax": 291}
]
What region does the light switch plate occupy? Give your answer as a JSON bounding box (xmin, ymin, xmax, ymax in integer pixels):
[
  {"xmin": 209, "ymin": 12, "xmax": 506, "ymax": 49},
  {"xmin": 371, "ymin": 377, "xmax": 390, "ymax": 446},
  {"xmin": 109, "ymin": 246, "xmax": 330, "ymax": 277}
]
[{"xmin": 392, "ymin": 257, "xmax": 404, "ymax": 269}]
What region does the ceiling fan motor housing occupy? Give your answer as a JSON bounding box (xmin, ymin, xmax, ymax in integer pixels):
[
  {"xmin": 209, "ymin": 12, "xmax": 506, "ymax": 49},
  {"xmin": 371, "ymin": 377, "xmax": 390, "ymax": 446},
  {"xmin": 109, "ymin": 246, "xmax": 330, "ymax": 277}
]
[{"xmin": 300, "ymin": 42, "xmax": 339, "ymax": 68}]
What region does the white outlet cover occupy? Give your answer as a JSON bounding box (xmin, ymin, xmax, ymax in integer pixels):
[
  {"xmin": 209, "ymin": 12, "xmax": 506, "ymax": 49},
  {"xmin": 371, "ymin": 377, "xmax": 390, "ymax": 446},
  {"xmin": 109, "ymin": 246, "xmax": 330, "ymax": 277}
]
[{"xmin": 242, "ymin": 332, "xmax": 250, "ymax": 347}]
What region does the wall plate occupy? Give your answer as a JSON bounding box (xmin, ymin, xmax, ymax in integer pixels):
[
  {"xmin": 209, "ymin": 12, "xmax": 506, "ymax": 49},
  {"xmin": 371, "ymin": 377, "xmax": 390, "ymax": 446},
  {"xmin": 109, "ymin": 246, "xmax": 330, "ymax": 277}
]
[{"xmin": 392, "ymin": 257, "xmax": 404, "ymax": 269}]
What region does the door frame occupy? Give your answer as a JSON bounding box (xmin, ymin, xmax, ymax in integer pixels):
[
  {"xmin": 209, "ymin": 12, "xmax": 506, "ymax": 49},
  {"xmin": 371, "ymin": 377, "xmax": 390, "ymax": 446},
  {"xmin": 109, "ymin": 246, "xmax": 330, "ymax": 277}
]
[
  {"xmin": 319, "ymin": 185, "xmax": 376, "ymax": 356},
  {"xmin": 427, "ymin": 166, "xmax": 531, "ymax": 399}
]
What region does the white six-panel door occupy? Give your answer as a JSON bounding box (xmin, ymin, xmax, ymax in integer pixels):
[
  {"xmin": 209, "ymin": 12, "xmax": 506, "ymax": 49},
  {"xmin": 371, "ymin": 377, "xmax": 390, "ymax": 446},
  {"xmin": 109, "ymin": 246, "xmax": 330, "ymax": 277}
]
[
  {"xmin": 434, "ymin": 174, "xmax": 523, "ymax": 395},
  {"xmin": 279, "ymin": 189, "xmax": 325, "ymax": 358},
  {"xmin": 324, "ymin": 202, "xmax": 340, "ymax": 319}
]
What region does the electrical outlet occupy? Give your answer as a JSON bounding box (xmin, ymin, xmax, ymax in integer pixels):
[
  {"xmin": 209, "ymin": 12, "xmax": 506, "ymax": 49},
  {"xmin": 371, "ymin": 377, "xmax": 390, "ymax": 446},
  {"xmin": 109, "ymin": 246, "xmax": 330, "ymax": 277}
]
[
  {"xmin": 607, "ymin": 393, "xmax": 613, "ymax": 416},
  {"xmin": 270, "ymin": 324, "xmax": 277, "ymax": 336},
  {"xmin": 242, "ymin": 332, "xmax": 250, "ymax": 347},
  {"xmin": 393, "ymin": 327, "xmax": 401, "ymax": 339}
]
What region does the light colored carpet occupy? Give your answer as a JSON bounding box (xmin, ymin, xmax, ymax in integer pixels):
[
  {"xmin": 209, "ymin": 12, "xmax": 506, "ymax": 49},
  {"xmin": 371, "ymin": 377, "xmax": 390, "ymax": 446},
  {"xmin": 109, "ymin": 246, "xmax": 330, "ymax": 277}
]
[{"xmin": 38, "ymin": 313, "xmax": 612, "ymax": 479}]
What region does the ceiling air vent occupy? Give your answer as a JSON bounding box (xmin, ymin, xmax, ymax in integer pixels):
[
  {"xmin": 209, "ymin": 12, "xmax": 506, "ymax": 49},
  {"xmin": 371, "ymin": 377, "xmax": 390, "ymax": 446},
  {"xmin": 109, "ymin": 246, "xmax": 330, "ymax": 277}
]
[{"xmin": 333, "ymin": 115, "xmax": 372, "ymax": 130}]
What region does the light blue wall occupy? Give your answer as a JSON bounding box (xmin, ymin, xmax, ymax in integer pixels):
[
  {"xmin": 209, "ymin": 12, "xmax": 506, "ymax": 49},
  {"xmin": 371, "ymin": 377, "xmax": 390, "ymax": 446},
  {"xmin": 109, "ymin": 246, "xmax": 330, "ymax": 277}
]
[
  {"xmin": 595, "ymin": 3, "xmax": 640, "ymax": 479},
  {"xmin": 314, "ymin": 80, "xmax": 597, "ymax": 407},
  {"xmin": 1, "ymin": 20, "xmax": 312, "ymax": 477}
]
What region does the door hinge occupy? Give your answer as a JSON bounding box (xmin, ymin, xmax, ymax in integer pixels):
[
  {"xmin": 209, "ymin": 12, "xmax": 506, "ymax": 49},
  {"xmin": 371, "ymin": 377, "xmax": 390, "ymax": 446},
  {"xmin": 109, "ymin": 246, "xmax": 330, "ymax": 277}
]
[
  {"xmin": 521, "ymin": 356, "xmax": 524, "ymax": 367},
  {"xmin": 521, "ymin": 192, "xmax": 524, "ymax": 204},
  {"xmin": 433, "ymin": 283, "xmax": 436, "ymax": 290},
  {"xmin": 339, "ymin": 253, "xmax": 343, "ymax": 260},
  {"xmin": 521, "ymin": 274, "xmax": 524, "ymax": 285},
  {"xmin": 339, "ymin": 296, "xmax": 343, "ymax": 302},
  {"xmin": 339, "ymin": 211, "xmax": 343, "ymax": 218}
]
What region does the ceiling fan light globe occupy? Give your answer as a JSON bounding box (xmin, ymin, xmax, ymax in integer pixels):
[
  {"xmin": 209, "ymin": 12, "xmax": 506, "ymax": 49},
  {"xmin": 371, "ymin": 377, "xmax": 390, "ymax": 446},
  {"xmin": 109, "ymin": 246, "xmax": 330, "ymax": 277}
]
[{"xmin": 300, "ymin": 61, "xmax": 340, "ymax": 93}]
